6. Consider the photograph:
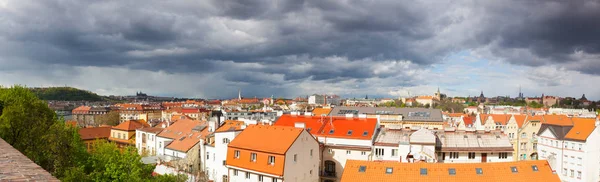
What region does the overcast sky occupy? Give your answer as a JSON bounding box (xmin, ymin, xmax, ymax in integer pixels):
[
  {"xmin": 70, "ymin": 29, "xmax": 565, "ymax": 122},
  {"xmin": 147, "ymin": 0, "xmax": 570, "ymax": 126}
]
[{"xmin": 1, "ymin": 0, "xmax": 599, "ymax": 99}]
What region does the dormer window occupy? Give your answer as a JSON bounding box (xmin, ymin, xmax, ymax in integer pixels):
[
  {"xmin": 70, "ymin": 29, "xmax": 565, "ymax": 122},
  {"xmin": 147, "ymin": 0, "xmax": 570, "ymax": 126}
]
[
  {"xmin": 359, "ymin": 166, "xmax": 366, "ymax": 172},
  {"xmin": 363, "ymin": 131, "xmax": 368, "ymax": 136},
  {"xmin": 329, "ymin": 129, "xmax": 334, "ymax": 134},
  {"xmin": 385, "ymin": 167, "xmax": 393, "ymax": 174}
]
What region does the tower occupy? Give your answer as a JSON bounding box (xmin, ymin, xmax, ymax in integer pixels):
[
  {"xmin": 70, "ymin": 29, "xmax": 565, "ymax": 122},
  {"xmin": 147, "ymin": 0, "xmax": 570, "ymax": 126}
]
[
  {"xmin": 435, "ymin": 87, "xmax": 441, "ymax": 100},
  {"xmin": 238, "ymin": 89, "xmax": 242, "ymax": 101}
]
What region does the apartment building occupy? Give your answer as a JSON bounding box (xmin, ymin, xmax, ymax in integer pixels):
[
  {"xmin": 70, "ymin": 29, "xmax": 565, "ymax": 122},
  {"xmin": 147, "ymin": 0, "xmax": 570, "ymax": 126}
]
[
  {"xmin": 537, "ymin": 117, "xmax": 600, "ymax": 182},
  {"xmin": 226, "ymin": 125, "xmax": 320, "ymax": 182},
  {"xmin": 340, "ymin": 160, "xmax": 560, "ymax": 182},
  {"xmin": 135, "ymin": 127, "xmax": 164, "ymax": 156},
  {"xmin": 274, "ymin": 114, "xmax": 379, "ymax": 182},
  {"xmin": 329, "ymin": 107, "xmax": 443, "ymax": 130},
  {"xmin": 437, "ymin": 131, "xmax": 513, "ymax": 163},
  {"xmin": 118, "ymin": 103, "xmax": 162, "ymax": 122},
  {"xmin": 109, "ymin": 120, "xmax": 148, "ymax": 148},
  {"xmin": 202, "ymin": 120, "xmax": 245, "ymax": 182}
]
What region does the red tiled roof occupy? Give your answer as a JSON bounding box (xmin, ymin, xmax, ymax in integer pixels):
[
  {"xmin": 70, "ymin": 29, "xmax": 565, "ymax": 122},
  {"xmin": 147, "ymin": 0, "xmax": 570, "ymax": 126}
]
[
  {"xmin": 72, "ymin": 106, "xmax": 91, "ymax": 114},
  {"xmin": 490, "ymin": 114, "xmax": 511, "ymax": 125},
  {"xmin": 227, "ymin": 125, "xmax": 304, "ymax": 176},
  {"xmin": 564, "ymin": 118, "xmax": 596, "ymax": 141},
  {"xmin": 112, "ymin": 120, "xmax": 149, "ymax": 131},
  {"xmin": 462, "ymin": 116, "xmax": 475, "ymax": 126},
  {"xmin": 312, "ymin": 108, "xmax": 332, "ymax": 116},
  {"xmin": 320, "ymin": 117, "xmax": 378, "ymax": 140},
  {"xmin": 181, "ymin": 108, "xmax": 200, "ymax": 114},
  {"xmin": 513, "ymin": 115, "xmax": 527, "ymax": 128},
  {"xmin": 542, "ymin": 115, "xmax": 572, "ymax": 126},
  {"xmin": 341, "ymin": 160, "xmax": 560, "ymax": 182},
  {"xmin": 274, "ymin": 115, "xmax": 326, "ymax": 135},
  {"xmin": 78, "ymin": 126, "xmax": 111, "ymax": 140},
  {"xmin": 215, "ymin": 120, "xmax": 245, "ymax": 133}
]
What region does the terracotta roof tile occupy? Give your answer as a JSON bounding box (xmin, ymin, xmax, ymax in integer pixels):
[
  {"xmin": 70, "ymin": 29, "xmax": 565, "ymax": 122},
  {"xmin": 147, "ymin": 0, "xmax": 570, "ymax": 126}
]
[
  {"xmin": 564, "ymin": 118, "xmax": 596, "ymax": 141},
  {"xmin": 78, "ymin": 126, "xmax": 111, "ymax": 140},
  {"xmin": 215, "ymin": 120, "xmax": 245, "ymax": 133},
  {"xmin": 312, "ymin": 108, "xmax": 332, "ymax": 116},
  {"xmin": 513, "ymin": 115, "xmax": 527, "ymax": 128},
  {"xmin": 274, "ymin": 115, "xmax": 327, "ymax": 135},
  {"xmin": 274, "ymin": 114, "xmax": 378, "ymax": 140},
  {"xmin": 462, "ymin": 116, "xmax": 475, "ymax": 126},
  {"xmin": 137, "ymin": 127, "xmax": 164, "ymax": 134},
  {"xmin": 341, "ymin": 160, "xmax": 560, "ymax": 182},
  {"xmin": 226, "ymin": 125, "xmax": 304, "ymax": 176},
  {"xmin": 542, "ymin": 115, "xmax": 572, "ymax": 126},
  {"xmin": 112, "ymin": 120, "xmax": 149, "ymax": 131},
  {"xmin": 489, "ymin": 114, "xmax": 511, "ymax": 125}
]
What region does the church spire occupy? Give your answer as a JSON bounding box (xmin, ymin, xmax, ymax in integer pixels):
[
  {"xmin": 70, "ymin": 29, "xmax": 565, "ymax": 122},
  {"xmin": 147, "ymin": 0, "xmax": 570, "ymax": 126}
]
[{"xmin": 238, "ymin": 89, "xmax": 242, "ymax": 101}]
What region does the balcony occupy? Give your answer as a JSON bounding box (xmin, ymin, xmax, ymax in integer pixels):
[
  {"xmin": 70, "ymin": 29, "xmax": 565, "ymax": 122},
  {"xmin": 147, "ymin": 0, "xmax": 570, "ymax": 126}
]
[{"xmin": 320, "ymin": 171, "xmax": 337, "ymax": 178}]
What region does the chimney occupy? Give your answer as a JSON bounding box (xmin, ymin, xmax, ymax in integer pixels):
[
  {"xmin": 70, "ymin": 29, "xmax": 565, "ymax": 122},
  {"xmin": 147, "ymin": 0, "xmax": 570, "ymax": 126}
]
[{"xmin": 294, "ymin": 122, "xmax": 306, "ymax": 128}]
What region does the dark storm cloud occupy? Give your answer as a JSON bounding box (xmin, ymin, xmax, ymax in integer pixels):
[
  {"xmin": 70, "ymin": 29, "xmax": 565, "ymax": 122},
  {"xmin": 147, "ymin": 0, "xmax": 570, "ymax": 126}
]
[{"xmin": 1, "ymin": 0, "xmax": 600, "ymax": 98}]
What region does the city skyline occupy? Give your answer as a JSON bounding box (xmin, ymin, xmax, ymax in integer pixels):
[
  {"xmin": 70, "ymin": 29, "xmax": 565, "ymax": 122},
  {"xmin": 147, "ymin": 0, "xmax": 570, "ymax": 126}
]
[{"xmin": 1, "ymin": 1, "xmax": 599, "ymax": 99}]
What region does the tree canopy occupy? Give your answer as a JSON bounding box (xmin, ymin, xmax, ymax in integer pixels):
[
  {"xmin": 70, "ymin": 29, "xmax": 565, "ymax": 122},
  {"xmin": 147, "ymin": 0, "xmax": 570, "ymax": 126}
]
[
  {"xmin": 0, "ymin": 86, "xmax": 186, "ymax": 182},
  {"xmin": 30, "ymin": 87, "xmax": 104, "ymax": 101},
  {"xmin": 94, "ymin": 111, "xmax": 121, "ymax": 126}
]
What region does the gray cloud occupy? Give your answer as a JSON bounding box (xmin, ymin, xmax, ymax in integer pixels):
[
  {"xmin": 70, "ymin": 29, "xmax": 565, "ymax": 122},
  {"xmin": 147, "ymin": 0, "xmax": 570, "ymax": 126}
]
[{"xmin": 0, "ymin": 0, "xmax": 599, "ymax": 98}]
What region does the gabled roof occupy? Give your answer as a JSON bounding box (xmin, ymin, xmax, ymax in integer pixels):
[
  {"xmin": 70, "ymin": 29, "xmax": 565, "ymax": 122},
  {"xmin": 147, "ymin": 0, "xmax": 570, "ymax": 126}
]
[
  {"xmin": 341, "ymin": 160, "xmax": 560, "ymax": 182},
  {"xmin": 72, "ymin": 106, "xmax": 91, "ymax": 113},
  {"xmin": 158, "ymin": 119, "xmax": 203, "ymax": 139},
  {"xmin": 228, "ymin": 125, "xmax": 303, "ymax": 155},
  {"xmin": 79, "ymin": 126, "xmax": 111, "ymax": 140},
  {"xmin": 542, "ymin": 115, "xmax": 573, "ymax": 126},
  {"xmin": 215, "ymin": 120, "xmax": 245, "ymax": 133},
  {"xmin": 564, "ymin": 118, "xmax": 596, "ymax": 141},
  {"xmin": 112, "ymin": 120, "xmax": 149, "ymax": 131},
  {"xmin": 489, "ymin": 114, "xmax": 510, "ymax": 125},
  {"xmin": 512, "ymin": 115, "xmax": 527, "ymax": 128},
  {"xmin": 538, "ymin": 124, "xmax": 573, "ymax": 140},
  {"xmin": 312, "ymin": 108, "xmax": 332, "ymax": 116},
  {"xmin": 462, "ymin": 116, "xmax": 475, "ymax": 126},
  {"xmin": 137, "ymin": 127, "xmax": 164, "ymax": 134},
  {"xmin": 157, "ymin": 119, "xmax": 211, "ymax": 152}
]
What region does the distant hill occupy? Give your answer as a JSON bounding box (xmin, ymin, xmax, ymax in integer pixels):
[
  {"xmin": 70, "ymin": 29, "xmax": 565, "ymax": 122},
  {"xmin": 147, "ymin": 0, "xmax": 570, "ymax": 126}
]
[{"xmin": 30, "ymin": 87, "xmax": 104, "ymax": 101}]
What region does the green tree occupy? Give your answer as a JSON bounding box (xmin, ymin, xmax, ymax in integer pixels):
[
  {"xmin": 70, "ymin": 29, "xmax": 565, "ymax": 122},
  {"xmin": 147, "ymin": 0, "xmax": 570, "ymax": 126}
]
[
  {"xmin": 94, "ymin": 111, "xmax": 120, "ymax": 126},
  {"xmin": 0, "ymin": 86, "xmax": 86, "ymax": 178},
  {"xmin": 528, "ymin": 101, "xmax": 544, "ymax": 108}
]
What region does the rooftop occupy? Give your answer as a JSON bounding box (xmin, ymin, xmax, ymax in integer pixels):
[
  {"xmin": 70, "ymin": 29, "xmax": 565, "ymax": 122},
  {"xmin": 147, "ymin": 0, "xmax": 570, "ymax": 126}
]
[
  {"xmin": 437, "ymin": 131, "xmax": 513, "ymax": 152},
  {"xmin": 329, "ymin": 107, "xmax": 443, "ymax": 122},
  {"xmin": 79, "ymin": 126, "xmax": 111, "ymax": 140},
  {"xmin": 112, "ymin": 120, "xmax": 149, "ymax": 131},
  {"xmin": 312, "ymin": 108, "xmax": 332, "ymax": 116},
  {"xmin": 228, "ymin": 125, "xmax": 304, "ymax": 154},
  {"xmin": 341, "ymin": 160, "xmax": 560, "ymax": 182},
  {"xmin": 214, "ymin": 120, "xmax": 245, "ymax": 133},
  {"xmin": 0, "ymin": 138, "xmax": 59, "ymax": 181}
]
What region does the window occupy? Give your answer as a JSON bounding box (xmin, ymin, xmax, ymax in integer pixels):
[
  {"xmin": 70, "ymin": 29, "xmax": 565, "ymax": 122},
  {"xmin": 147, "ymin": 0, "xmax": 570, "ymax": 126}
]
[
  {"xmin": 499, "ymin": 152, "xmax": 508, "ymax": 159},
  {"xmin": 206, "ymin": 152, "xmax": 210, "ymax": 160},
  {"xmin": 577, "ymin": 171, "xmax": 581, "ymax": 179},
  {"xmin": 272, "ymin": 178, "xmax": 277, "ymax": 182},
  {"xmin": 359, "ymin": 166, "xmax": 366, "ymax": 172},
  {"xmin": 532, "ymin": 165, "xmax": 538, "ymax": 172},
  {"xmin": 563, "ymin": 168, "xmax": 567, "ymax": 176},
  {"xmin": 328, "ymin": 149, "xmax": 333, "ymax": 154},
  {"xmin": 251, "ymin": 153, "xmax": 257, "ymax": 162},
  {"xmin": 386, "ymin": 167, "xmax": 393, "ymax": 174},
  {"xmin": 392, "ymin": 149, "xmax": 398, "ymax": 157},
  {"xmin": 449, "ymin": 168, "xmax": 456, "ymax": 176},
  {"xmin": 511, "ymin": 166, "xmax": 518, "ymax": 173},
  {"xmin": 245, "ymin": 172, "xmax": 250, "ymax": 179},
  {"xmin": 258, "ymin": 175, "xmax": 263, "ymax": 181},
  {"xmin": 476, "ymin": 168, "xmax": 483, "ymax": 175},
  {"xmin": 533, "ymin": 143, "xmax": 537, "ymax": 150},
  {"xmin": 420, "ymin": 168, "xmax": 427, "ymax": 176},
  {"xmin": 310, "ymin": 149, "xmax": 313, "ymax": 157},
  {"xmin": 375, "ymin": 148, "xmax": 384, "ymax": 156},
  {"xmin": 577, "ymin": 157, "xmax": 582, "ymax": 166},
  {"xmin": 234, "ymin": 150, "xmax": 240, "ymax": 159},
  {"xmin": 118, "ymin": 133, "xmax": 121, "ymax": 139},
  {"xmin": 570, "ymin": 170, "xmax": 574, "ymax": 177},
  {"xmin": 233, "ymin": 169, "xmax": 238, "ymax": 176},
  {"xmin": 449, "ymin": 152, "xmax": 459, "ymax": 159},
  {"xmin": 579, "ymin": 144, "xmax": 582, "ymax": 150},
  {"xmin": 268, "ymin": 156, "xmax": 275, "ymax": 165},
  {"xmin": 223, "ymin": 138, "xmax": 230, "ymax": 144},
  {"xmin": 532, "ymin": 132, "xmax": 536, "ymax": 138},
  {"xmin": 346, "ymin": 150, "xmax": 351, "ymax": 155},
  {"xmin": 363, "ymin": 131, "xmax": 368, "ymax": 136},
  {"xmin": 468, "ymin": 152, "xmax": 475, "ymax": 159},
  {"xmin": 521, "ymin": 132, "xmax": 526, "ymax": 138},
  {"xmin": 294, "ymin": 154, "xmax": 297, "ymax": 162},
  {"xmin": 347, "ymin": 130, "xmax": 353, "ymax": 136}
]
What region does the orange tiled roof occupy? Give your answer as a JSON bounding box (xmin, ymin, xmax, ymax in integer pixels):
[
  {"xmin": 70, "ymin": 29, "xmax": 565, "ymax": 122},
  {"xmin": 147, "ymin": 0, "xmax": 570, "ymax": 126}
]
[
  {"xmin": 490, "ymin": 114, "xmax": 511, "ymax": 125},
  {"xmin": 513, "ymin": 115, "xmax": 527, "ymax": 128},
  {"xmin": 447, "ymin": 113, "xmax": 466, "ymax": 117},
  {"xmin": 158, "ymin": 119, "xmax": 203, "ymax": 139},
  {"xmin": 564, "ymin": 118, "xmax": 596, "ymax": 141},
  {"xmin": 215, "ymin": 120, "xmax": 245, "ymax": 133},
  {"xmin": 312, "ymin": 108, "xmax": 332, "ymax": 116},
  {"xmin": 112, "ymin": 120, "xmax": 149, "ymax": 131},
  {"xmin": 78, "ymin": 126, "xmax": 111, "ymax": 140},
  {"xmin": 341, "ymin": 160, "xmax": 560, "ymax": 182},
  {"xmin": 462, "ymin": 116, "xmax": 475, "ymax": 126},
  {"xmin": 319, "ymin": 116, "xmax": 378, "ymax": 140},
  {"xmin": 72, "ymin": 106, "xmax": 91, "ymax": 113},
  {"xmin": 165, "ymin": 122, "xmax": 210, "ymax": 152},
  {"xmin": 417, "ymin": 96, "xmax": 435, "ymax": 99},
  {"xmin": 274, "ymin": 115, "xmax": 327, "ymax": 135},
  {"xmin": 542, "ymin": 115, "xmax": 572, "ymax": 126},
  {"xmin": 226, "ymin": 125, "xmax": 304, "ymax": 176}
]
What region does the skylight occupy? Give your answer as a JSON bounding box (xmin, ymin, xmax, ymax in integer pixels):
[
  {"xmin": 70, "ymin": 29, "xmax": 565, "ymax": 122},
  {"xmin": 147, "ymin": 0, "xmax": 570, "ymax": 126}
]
[
  {"xmin": 363, "ymin": 131, "xmax": 368, "ymax": 136},
  {"xmin": 420, "ymin": 168, "xmax": 427, "ymax": 176},
  {"xmin": 510, "ymin": 166, "xmax": 518, "ymax": 173},
  {"xmin": 385, "ymin": 167, "xmax": 393, "ymax": 174},
  {"xmin": 531, "ymin": 165, "xmax": 538, "ymax": 172},
  {"xmin": 476, "ymin": 168, "xmax": 483, "ymax": 175},
  {"xmin": 329, "ymin": 129, "xmax": 334, "ymax": 134},
  {"xmin": 347, "ymin": 130, "xmax": 353, "ymax": 136},
  {"xmin": 359, "ymin": 166, "xmax": 366, "ymax": 172},
  {"xmin": 448, "ymin": 168, "xmax": 456, "ymax": 176}
]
